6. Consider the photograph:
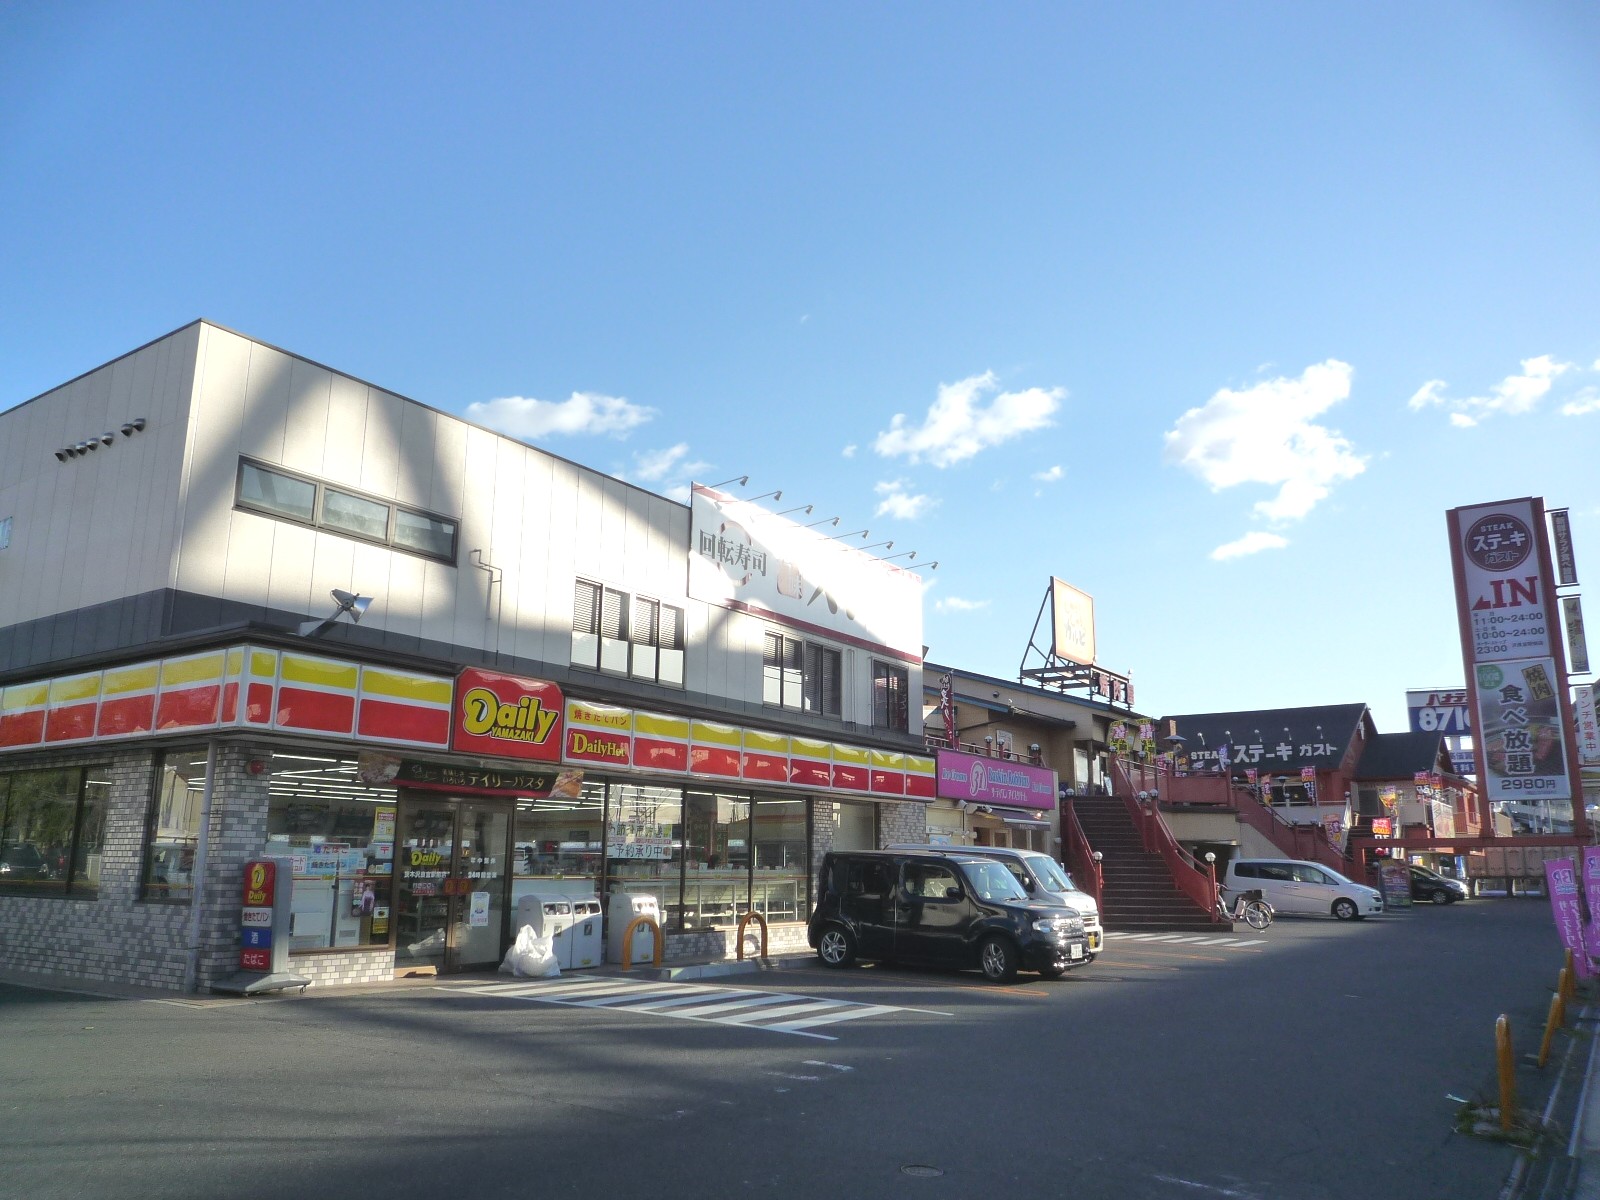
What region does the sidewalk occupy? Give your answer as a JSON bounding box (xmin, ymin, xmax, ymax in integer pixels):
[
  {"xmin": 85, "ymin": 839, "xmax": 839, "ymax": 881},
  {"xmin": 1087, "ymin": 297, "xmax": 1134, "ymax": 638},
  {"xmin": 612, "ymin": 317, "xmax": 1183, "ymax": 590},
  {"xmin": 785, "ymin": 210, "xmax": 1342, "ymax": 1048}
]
[{"xmin": 0, "ymin": 953, "xmax": 817, "ymax": 1007}]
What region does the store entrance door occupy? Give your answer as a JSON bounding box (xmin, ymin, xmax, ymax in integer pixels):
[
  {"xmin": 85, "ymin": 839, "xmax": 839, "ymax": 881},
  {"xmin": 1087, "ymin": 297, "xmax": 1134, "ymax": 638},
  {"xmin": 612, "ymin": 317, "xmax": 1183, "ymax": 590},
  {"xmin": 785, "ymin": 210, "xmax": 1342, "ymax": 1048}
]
[{"xmin": 394, "ymin": 797, "xmax": 512, "ymax": 973}]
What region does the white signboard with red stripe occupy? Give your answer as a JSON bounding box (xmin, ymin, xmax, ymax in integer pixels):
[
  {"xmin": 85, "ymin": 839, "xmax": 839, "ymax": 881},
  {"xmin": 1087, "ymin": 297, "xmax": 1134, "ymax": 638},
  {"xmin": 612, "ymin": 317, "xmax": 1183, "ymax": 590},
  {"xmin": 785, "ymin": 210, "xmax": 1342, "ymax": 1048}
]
[{"xmin": 1448, "ymin": 497, "xmax": 1581, "ymax": 809}]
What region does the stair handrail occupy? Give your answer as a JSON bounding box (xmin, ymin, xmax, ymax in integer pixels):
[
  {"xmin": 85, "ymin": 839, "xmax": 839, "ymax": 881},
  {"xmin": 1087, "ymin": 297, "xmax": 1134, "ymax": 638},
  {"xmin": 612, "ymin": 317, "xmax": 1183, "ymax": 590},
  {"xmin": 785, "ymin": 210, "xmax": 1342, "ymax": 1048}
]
[
  {"xmin": 1117, "ymin": 783, "xmax": 1220, "ymax": 922},
  {"xmin": 1059, "ymin": 798, "xmax": 1103, "ymax": 911},
  {"xmin": 1228, "ymin": 780, "xmax": 1352, "ymax": 873}
]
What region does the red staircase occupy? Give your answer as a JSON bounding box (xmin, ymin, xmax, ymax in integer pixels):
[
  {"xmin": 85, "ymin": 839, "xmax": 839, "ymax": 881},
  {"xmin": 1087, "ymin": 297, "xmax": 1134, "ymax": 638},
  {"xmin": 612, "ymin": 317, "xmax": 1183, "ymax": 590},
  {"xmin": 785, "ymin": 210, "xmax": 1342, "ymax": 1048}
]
[{"xmin": 1070, "ymin": 795, "xmax": 1218, "ymax": 932}]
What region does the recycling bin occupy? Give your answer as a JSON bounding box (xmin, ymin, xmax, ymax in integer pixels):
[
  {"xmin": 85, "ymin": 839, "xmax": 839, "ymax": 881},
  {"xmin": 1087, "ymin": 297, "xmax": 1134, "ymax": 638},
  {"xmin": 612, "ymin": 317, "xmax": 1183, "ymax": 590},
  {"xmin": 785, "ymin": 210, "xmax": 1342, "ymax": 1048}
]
[
  {"xmin": 568, "ymin": 896, "xmax": 603, "ymax": 969},
  {"xmin": 515, "ymin": 894, "xmax": 577, "ymax": 963},
  {"xmin": 606, "ymin": 891, "xmax": 661, "ymax": 964}
]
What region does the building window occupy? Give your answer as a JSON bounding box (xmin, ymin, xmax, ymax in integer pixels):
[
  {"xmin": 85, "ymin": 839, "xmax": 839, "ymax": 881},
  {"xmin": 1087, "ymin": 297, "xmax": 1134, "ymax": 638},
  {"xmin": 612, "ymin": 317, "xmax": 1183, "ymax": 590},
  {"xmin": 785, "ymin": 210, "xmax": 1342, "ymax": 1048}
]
[
  {"xmin": 141, "ymin": 747, "xmax": 209, "ymax": 902},
  {"xmin": 234, "ymin": 458, "xmax": 458, "ymax": 564},
  {"xmin": 321, "ymin": 487, "xmax": 390, "ymax": 540},
  {"xmin": 763, "ymin": 633, "xmax": 841, "ymax": 716},
  {"xmin": 631, "ymin": 596, "xmax": 686, "ymax": 686},
  {"xmin": 571, "ymin": 581, "xmax": 684, "ymax": 685},
  {"xmin": 872, "ymin": 661, "xmax": 909, "ymax": 732},
  {"xmin": 572, "ymin": 579, "xmax": 630, "ymax": 673},
  {"xmin": 0, "ymin": 765, "xmax": 108, "ymax": 897}
]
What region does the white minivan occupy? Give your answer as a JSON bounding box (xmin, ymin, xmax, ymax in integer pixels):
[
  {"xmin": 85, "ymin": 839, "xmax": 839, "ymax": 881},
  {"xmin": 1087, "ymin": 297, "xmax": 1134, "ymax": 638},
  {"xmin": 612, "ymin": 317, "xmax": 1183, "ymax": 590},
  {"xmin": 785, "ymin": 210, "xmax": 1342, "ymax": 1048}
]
[
  {"xmin": 888, "ymin": 844, "xmax": 1103, "ymax": 957},
  {"xmin": 1224, "ymin": 857, "xmax": 1384, "ymax": 921}
]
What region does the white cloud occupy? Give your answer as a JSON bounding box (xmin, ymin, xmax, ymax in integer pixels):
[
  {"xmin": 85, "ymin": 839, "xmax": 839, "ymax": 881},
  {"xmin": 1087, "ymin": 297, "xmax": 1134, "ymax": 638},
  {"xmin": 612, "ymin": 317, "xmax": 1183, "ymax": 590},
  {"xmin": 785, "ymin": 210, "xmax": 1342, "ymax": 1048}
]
[
  {"xmin": 874, "ymin": 371, "xmax": 1064, "ymax": 467},
  {"xmin": 873, "ymin": 479, "xmax": 936, "ymax": 520},
  {"xmin": 1032, "ymin": 465, "xmax": 1064, "ymax": 483},
  {"xmin": 1210, "ymin": 531, "xmax": 1290, "ymax": 561},
  {"xmin": 841, "ymin": 444, "xmax": 858, "ymax": 458},
  {"xmin": 1561, "ymin": 388, "xmax": 1600, "ymax": 417},
  {"xmin": 1164, "ymin": 360, "xmax": 1366, "ymax": 523},
  {"xmin": 467, "ymin": 390, "xmax": 654, "ymax": 439},
  {"xmin": 935, "ymin": 596, "xmax": 990, "ymax": 612},
  {"xmin": 1407, "ymin": 355, "xmax": 1575, "ymax": 423},
  {"xmin": 630, "ymin": 443, "xmax": 709, "ymax": 482}
]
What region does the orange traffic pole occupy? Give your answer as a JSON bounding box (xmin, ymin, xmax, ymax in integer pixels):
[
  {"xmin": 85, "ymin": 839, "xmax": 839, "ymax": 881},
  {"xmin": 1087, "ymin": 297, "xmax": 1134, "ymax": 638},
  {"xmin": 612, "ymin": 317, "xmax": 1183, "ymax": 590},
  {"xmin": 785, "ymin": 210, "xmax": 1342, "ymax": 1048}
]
[
  {"xmin": 1538, "ymin": 992, "xmax": 1563, "ymax": 1068},
  {"xmin": 1496, "ymin": 1015, "xmax": 1516, "ymax": 1133}
]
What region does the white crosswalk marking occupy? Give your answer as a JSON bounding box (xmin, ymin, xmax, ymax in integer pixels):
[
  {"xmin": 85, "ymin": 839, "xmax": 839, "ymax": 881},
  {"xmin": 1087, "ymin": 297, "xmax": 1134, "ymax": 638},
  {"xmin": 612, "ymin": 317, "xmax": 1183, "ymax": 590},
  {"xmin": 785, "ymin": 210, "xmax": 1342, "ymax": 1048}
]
[
  {"xmin": 437, "ymin": 977, "xmax": 949, "ymax": 1040},
  {"xmin": 1102, "ymin": 932, "xmax": 1266, "ymax": 952}
]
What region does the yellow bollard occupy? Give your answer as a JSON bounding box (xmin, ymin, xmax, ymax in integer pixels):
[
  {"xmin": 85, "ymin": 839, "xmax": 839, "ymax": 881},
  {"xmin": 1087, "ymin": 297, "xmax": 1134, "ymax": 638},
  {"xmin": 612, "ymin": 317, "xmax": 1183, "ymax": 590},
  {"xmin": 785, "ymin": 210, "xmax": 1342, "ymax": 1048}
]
[
  {"xmin": 1557, "ymin": 968, "xmax": 1573, "ymax": 1028},
  {"xmin": 1496, "ymin": 1015, "xmax": 1517, "ymax": 1133},
  {"xmin": 1563, "ymin": 951, "xmax": 1578, "ymax": 1008},
  {"xmin": 1538, "ymin": 991, "xmax": 1564, "ymax": 1068}
]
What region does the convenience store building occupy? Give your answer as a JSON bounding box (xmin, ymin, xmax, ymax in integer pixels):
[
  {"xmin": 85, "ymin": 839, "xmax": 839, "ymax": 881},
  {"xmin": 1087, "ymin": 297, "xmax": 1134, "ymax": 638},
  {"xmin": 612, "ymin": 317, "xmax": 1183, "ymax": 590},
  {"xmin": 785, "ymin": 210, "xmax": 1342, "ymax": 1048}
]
[{"xmin": 0, "ymin": 321, "xmax": 932, "ymax": 992}]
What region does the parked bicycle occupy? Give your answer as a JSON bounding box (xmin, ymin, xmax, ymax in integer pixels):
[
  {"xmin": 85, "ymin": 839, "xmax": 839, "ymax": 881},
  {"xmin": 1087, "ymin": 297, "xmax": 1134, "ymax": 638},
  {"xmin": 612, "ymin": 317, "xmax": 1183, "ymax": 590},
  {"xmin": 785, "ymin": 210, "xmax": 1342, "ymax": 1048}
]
[{"xmin": 1217, "ymin": 885, "xmax": 1274, "ymax": 931}]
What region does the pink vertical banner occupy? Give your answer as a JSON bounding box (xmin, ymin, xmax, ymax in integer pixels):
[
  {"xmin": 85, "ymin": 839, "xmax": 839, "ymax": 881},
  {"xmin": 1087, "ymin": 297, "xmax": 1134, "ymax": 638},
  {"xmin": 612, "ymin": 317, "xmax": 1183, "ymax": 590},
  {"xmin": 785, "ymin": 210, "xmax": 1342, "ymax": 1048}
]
[
  {"xmin": 1546, "ymin": 858, "xmax": 1592, "ymax": 978},
  {"xmin": 1582, "ymin": 847, "xmax": 1600, "ymax": 974}
]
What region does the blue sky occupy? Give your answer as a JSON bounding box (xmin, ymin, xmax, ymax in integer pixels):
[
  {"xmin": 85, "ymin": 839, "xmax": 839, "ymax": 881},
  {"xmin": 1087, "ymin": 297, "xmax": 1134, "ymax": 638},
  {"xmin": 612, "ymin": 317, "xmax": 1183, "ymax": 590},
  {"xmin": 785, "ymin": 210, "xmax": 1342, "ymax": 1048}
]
[{"xmin": 4, "ymin": 2, "xmax": 1598, "ymax": 732}]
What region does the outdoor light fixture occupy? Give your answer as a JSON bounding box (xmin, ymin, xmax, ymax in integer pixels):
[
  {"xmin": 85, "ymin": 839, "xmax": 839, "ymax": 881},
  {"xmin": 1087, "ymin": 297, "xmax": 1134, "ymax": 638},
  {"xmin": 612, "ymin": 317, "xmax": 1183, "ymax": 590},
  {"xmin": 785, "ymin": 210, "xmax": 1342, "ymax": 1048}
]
[
  {"xmin": 778, "ymin": 504, "xmax": 814, "ymax": 517},
  {"xmin": 829, "ymin": 528, "xmax": 869, "ymax": 541},
  {"xmin": 744, "ymin": 490, "xmax": 781, "ymax": 503},
  {"xmin": 860, "ymin": 540, "xmax": 894, "ymax": 552},
  {"xmin": 297, "ymin": 588, "xmax": 374, "ymax": 638},
  {"xmin": 881, "ymin": 550, "xmax": 917, "ymax": 561},
  {"xmin": 53, "ymin": 449, "xmax": 69, "ymax": 462},
  {"xmin": 804, "ymin": 515, "xmax": 841, "ymax": 528},
  {"xmin": 120, "ymin": 418, "xmax": 146, "ymax": 436},
  {"xmin": 709, "ymin": 475, "xmax": 749, "ymax": 489}
]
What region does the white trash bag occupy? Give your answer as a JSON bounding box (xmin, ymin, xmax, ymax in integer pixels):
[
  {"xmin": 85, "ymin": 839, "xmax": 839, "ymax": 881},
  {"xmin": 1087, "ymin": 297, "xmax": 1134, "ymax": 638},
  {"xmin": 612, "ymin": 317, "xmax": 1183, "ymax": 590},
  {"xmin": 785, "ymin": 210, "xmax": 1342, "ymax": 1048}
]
[{"xmin": 500, "ymin": 925, "xmax": 560, "ymax": 978}]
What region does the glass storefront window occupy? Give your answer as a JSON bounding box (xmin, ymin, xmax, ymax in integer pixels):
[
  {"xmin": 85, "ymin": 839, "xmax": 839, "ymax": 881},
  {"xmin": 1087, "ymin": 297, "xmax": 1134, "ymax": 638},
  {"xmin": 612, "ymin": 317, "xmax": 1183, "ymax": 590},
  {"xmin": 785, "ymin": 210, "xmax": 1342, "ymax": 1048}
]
[
  {"xmin": 514, "ymin": 778, "xmax": 605, "ymax": 904},
  {"xmin": 264, "ymin": 752, "xmax": 398, "ymax": 950},
  {"xmin": 142, "ymin": 747, "xmax": 208, "ymax": 901},
  {"xmin": 684, "ymin": 790, "xmax": 751, "ymax": 928},
  {"xmin": 605, "ymin": 783, "xmax": 683, "ymax": 928},
  {"xmin": 753, "ymin": 797, "xmax": 808, "ymax": 923},
  {"xmin": 0, "ymin": 765, "xmax": 106, "ymax": 897}
]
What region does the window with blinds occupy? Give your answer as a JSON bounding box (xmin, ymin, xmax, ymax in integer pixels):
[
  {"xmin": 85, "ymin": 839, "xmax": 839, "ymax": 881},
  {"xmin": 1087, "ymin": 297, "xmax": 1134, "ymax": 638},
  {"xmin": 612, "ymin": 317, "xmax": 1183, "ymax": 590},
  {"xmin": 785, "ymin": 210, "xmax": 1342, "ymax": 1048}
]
[
  {"xmin": 872, "ymin": 662, "xmax": 909, "ymax": 732},
  {"xmin": 764, "ymin": 632, "xmax": 840, "ymax": 717},
  {"xmin": 572, "ymin": 579, "xmax": 683, "ymax": 684}
]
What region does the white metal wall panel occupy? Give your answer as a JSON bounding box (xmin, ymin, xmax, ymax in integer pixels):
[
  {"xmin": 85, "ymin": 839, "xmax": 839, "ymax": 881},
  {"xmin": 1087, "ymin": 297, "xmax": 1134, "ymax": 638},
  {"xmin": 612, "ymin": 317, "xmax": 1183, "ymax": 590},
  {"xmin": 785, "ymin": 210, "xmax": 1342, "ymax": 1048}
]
[
  {"xmin": 322, "ymin": 373, "xmax": 369, "ymax": 486},
  {"xmin": 176, "ymin": 325, "xmax": 253, "ymax": 600},
  {"xmin": 235, "ymin": 341, "xmax": 292, "ymax": 462},
  {"xmin": 0, "ymin": 324, "xmax": 197, "ymax": 628},
  {"xmin": 281, "ymin": 356, "xmax": 333, "ymax": 473},
  {"xmin": 360, "ymin": 386, "xmax": 403, "ymax": 500}
]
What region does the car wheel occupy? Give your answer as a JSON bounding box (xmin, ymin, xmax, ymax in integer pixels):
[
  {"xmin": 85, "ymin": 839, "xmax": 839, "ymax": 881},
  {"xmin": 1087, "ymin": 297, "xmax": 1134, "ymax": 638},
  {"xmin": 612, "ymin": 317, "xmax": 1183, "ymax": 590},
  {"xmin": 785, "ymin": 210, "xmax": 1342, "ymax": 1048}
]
[
  {"xmin": 1332, "ymin": 898, "xmax": 1359, "ymax": 921},
  {"xmin": 978, "ymin": 936, "xmax": 1019, "ymax": 983},
  {"xmin": 1038, "ymin": 963, "xmax": 1069, "ymax": 980},
  {"xmin": 816, "ymin": 925, "xmax": 856, "ymax": 968},
  {"xmin": 1431, "ymin": 888, "xmax": 1451, "ymax": 905}
]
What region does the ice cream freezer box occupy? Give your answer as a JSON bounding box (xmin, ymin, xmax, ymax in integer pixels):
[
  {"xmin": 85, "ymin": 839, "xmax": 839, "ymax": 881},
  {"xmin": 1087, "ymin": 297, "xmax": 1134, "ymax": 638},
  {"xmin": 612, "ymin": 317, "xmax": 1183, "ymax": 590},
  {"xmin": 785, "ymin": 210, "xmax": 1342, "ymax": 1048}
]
[{"xmin": 514, "ymin": 894, "xmax": 603, "ymax": 969}]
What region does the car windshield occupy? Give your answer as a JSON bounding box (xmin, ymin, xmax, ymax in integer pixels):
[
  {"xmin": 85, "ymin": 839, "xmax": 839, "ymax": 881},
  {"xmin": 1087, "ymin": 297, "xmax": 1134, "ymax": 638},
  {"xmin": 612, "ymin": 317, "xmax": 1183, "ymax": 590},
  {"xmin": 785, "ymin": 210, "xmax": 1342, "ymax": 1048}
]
[
  {"xmin": 961, "ymin": 861, "xmax": 1029, "ymax": 901},
  {"xmin": 1024, "ymin": 854, "xmax": 1074, "ymax": 894}
]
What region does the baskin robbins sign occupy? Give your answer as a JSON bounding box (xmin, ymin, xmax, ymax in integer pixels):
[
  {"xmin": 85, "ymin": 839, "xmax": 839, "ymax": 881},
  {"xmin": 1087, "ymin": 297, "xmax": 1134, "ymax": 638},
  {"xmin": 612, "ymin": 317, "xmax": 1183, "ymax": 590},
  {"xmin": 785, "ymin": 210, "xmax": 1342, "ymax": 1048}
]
[
  {"xmin": 450, "ymin": 668, "xmax": 564, "ymax": 761},
  {"xmin": 935, "ymin": 749, "xmax": 1056, "ymax": 814}
]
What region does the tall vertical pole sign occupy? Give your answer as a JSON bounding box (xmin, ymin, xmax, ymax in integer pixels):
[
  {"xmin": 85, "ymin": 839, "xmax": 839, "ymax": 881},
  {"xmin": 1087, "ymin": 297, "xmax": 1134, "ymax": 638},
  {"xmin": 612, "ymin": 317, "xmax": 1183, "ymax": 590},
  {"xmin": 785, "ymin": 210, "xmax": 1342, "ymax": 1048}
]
[{"xmin": 1447, "ymin": 497, "xmax": 1588, "ymax": 839}]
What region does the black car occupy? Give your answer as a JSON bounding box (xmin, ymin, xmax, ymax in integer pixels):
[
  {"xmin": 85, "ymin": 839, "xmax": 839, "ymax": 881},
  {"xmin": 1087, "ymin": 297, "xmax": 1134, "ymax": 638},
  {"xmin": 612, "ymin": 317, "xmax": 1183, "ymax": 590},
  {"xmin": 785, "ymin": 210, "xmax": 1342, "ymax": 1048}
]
[
  {"xmin": 0, "ymin": 841, "xmax": 54, "ymax": 882},
  {"xmin": 807, "ymin": 849, "xmax": 1090, "ymax": 983},
  {"xmin": 1408, "ymin": 864, "xmax": 1469, "ymax": 905}
]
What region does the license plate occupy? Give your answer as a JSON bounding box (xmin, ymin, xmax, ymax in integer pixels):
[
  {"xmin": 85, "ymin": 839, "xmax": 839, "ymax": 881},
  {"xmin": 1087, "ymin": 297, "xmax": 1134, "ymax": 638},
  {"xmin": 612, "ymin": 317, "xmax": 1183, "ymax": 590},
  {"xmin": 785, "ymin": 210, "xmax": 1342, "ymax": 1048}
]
[{"xmin": 1070, "ymin": 944, "xmax": 1084, "ymax": 960}]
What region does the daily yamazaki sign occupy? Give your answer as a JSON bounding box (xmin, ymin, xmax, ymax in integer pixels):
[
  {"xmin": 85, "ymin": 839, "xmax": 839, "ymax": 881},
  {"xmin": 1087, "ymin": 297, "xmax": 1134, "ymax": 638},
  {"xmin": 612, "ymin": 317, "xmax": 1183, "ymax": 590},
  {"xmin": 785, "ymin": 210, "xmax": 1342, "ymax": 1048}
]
[{"xmin": 450, "ymin": 668, "xmax": 564, "ymax": 761}]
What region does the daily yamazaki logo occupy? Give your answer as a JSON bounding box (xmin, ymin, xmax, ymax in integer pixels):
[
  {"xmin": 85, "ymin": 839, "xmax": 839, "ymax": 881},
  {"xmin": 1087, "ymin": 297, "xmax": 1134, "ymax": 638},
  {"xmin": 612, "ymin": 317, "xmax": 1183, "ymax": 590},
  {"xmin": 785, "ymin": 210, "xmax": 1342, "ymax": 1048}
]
[
  {"xmin": 461, "ymin": 687, "xmax": 559, "ymax": 744},
  {"xmin": 451, "ymin": 668, "xmax": 564, "ymax": 762}
]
